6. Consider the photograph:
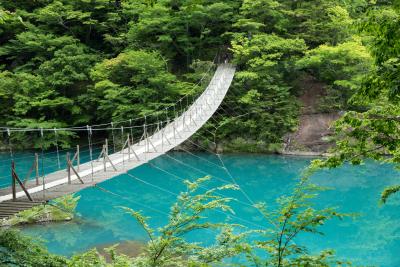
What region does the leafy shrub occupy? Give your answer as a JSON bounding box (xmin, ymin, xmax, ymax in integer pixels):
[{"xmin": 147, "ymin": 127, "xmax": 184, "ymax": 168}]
[{"xmin": 0, "ymin": 229, "xmax": 67, "ymax": 267}]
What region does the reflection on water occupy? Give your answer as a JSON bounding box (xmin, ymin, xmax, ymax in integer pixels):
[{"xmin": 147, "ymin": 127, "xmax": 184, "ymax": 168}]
[
  {"xmin": 96, "ymin": 240, "xmax": 144, "ymax": 260},
  {"xmin": 0, "ymin": 146, "xmax": 110, "ymax": 188},
  {"xmin": 17, "ymin": 153, "xmax": 400, "ymax": 267}
]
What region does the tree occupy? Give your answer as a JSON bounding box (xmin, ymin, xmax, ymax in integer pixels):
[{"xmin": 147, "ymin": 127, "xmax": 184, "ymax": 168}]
[
  {"xmin": 279, "ymin": 0, "xmax": 353, "ymax": 47},
  {"xmin": 123, "ymin": 176, "xmax": 245, "ymax": 266},
  {"xmin": 310, "ymin": 2, "xmax": 400, "ymax": 203},
  {"xmin": 296, "ymin": 39, "xmax": 372, "ymax": 111},
  {"xmin": 90, "ymin": 49, "xmax": 191, "ymax": 123},
  {"xmin": 213, "ymin": 33, "xmax": 306, "ymax": 151},
  {"xmin": 244, "ymin": 176, "xmax": 350, "ymax": 267},
  {"xmin": 0, "ymin": 229, "xmax": 67, "ymax": 267},
  {"xmin": 233, "ymin": 0, "xmax": 285, "ymax": 35}
]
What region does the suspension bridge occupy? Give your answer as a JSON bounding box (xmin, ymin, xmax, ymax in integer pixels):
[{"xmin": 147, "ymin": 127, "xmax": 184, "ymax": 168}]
[{"xmin": 0, "ymin": 63, "xmax": 235, "ymax": 219}]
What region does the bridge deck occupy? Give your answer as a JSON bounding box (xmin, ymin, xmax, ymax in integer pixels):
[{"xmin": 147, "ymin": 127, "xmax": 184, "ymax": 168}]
[{"xmin": 0, "ymin": 64, "xmax": 235, "ymax": 218}]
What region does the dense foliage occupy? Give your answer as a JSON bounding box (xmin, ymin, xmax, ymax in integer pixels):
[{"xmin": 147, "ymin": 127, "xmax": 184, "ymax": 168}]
[
  {"xmin": 0, "ymin": 229, "xmax": 67, "ymax": 266},
  {"xmin": 1, "ymin": 1, "xmax": 399, "ymax": 266},
  {"xmin": 0, "ymin": 0, "xmax": 373, "ymax": 151},
  {"xmin": 311, "ymin": 1, "xmax": 400, "ymax": 203}
]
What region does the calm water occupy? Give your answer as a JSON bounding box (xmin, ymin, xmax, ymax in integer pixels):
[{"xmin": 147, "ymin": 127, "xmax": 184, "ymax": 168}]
[
  {"xmin": 6, "ymin": 153, "xmax": 400, "ymax": 266},
  {"xmin": 0, "ymin": 144, "xmax": 112, "ymax": 188}
]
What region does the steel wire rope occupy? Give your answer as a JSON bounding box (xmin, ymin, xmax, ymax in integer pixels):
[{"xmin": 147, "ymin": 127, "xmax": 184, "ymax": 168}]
[
  {"xmin": 125, "ymin": 172, "xmax": 264, "ymax": 229},
  {"xmin": 110, "ymin": 122, "xmax": 116, "ymax": 153},
  {"xmin": 1, "ymin": 144, "xmax": 107, "ymax": 185},
  {"xmin": 53, "ymin": 128, "xmax": 61, "ymax": 169},
  {"xmin": 87, "ymin": 126, "xmax": 94, "ymax": 181},
  {"xmin": 163, "ymin": 154, "xmax": 235, "ymax": 189},
  {"xmin": 0, "ymin": 140, "xmax": 110, "ymax": 166},
  {"xmin": 95, "ymin": 177, "xmax": 224, "ymax": 237},
  {"xmin": 0, "ymin": 146, "xmax": 105, "ymax": 183},
  {"xmin": 184, "ymin": 137, "xmax": 294, "ymax": 240},
  {"xmin": 6, "ymin": 128, "xmax": 14, "ymax": 161},
  {"xmin": 148, "ymin": 159, "xmax": 262, "ymax": 215},
  {"xmin": 146, "ymin": 162, "xmax": 265, "ymax": 229},
  {"xmin": 39, "ymin": 128, "xmax": 46, "ymax": 200},
  {"xmin": 0, "ymin": 54, "xmax": 220, "ymax": 133},
  {"xmin": 0, "ymin": 139, "xmax": 112, "ymax": 165},
  {"xmin": 0, "ymin": 119, "xmax": 181, "ymax": 134},
  {"xmin": 94, "ymin": 184, "xmax": 169, "ymax": 216},
  {"xmin": 214, "ymin": 152, "xmax": 297, "ymax": 244}
]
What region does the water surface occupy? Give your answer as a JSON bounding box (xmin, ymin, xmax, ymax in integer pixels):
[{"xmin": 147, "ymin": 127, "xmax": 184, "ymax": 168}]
[{"xmin": 11, "ymin": 153, "xmax": 400, "ymax": 266}]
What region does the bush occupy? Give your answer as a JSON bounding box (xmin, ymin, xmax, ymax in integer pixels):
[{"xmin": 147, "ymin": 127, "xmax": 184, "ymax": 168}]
[{"xmin": 0, "ymin": 229, "xmax": 67, "ymax": 267}]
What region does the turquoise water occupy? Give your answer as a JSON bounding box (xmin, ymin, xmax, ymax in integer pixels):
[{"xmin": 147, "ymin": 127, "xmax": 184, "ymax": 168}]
[
  {"xmin": 0, "ymin": 144, "xmax": 113, "ymax": 188},
  {"xmin": 10, "ymin": 153, "xmax": 400, "ymax": 266}
]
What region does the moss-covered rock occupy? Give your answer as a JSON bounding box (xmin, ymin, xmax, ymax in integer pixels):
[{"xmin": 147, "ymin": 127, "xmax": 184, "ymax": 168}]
[{"xmin": 1, "ymin": 194, "xmax": 80, "ymax": 227}]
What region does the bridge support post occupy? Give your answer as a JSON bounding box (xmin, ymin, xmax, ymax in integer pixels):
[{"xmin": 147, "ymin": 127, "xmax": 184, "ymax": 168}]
[
  {"xmin": 144, "ymin": 124, "xmax": 149, "ymax": 153},
  {"xmin": 102, "ymin": 145, "xmax": 107, "ymax": 172},
  {"xmin": 11, "ymin": 161, "xmax": 16, "ymax": 200},
  {"xmin": 162, "ymin": 120, "xmax": 172, "ymax": 148},
  {"xmin": 11, "ymin": 161, "xmax": 33, "ymax": 201},
  {"xmin": 21, "ymin": 158, "xmax": 37, "ymax": 186},
  {"xmin": 67, "ymin": 153, "xmax": 84, "ymax": 184},
  {"xmin": 190, "ymin": 111, "xmax": 197, "ymax": 126},
  {"xmin": 76, "ymin": 145, "xmax": 80, "ymax": 171},
  {"xmin": 126, "ymin": 134, "xmax": 131, "ymax": 161},
  {"xmin": 124, "ymin": 134, "xmax": 140, "ymax": 161},
  {"xmin": 101, "ymin": 142, "xmax": 117, "ymax": 171},
  {"xmin": 35, "ymin": 153, "xmax": 39, "ymax": 185},
  {"xmin": 67, "ymin": 152, "xmax": 71, "ymax": 184}
]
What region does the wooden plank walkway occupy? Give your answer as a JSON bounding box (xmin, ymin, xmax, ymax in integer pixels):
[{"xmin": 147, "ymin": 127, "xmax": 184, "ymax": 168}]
[
  {"xmin": 0, "ymin": 201, "xmax": 45, "ymax": 220},
  {"xmin": 0, "ymin": 64, "xmax": 235, "ymax": 219}
]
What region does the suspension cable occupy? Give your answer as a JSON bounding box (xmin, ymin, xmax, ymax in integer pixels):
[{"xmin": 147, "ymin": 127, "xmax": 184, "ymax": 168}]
[
  {"xmin": 0, "ymin": 55, "xmax": 219, "ymax": 133},
  {"xmin": 145, "ymin": 163, "xmax": 265, "ymax": 229},
  {"xmin": 94, "ymin": 184, "xmax": 169, "ymax": 216},
  {"xmin": 6, "ymin": 128, "xmax": 13, "ymax": 161},
  {"xmin": 87, "ymin": 125, "xmax": 94, "ymax": 182},
  {"xmin": 54, "ymin": 128, "xmax": 61, "ymax": 169},
  {"xmin": 110, "ymin": 122, "xmax": 116, "ymax": 153},
  {"xmin": 183, "ymin": 139, "xmax": 287, "ymax": 234},
  {"xmin": 40, "ymin": 128, "xmax": 45, "ymax": 200}
]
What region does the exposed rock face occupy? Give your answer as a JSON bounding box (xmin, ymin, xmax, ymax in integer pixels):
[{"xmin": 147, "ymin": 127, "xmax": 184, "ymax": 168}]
[
  {"xmin": 283, "ymin": 76, "xmax": 341, "ymax": 155},
  {"xmin": 284, "ymin": 113, "xmax": 340, "ymax": 154}
]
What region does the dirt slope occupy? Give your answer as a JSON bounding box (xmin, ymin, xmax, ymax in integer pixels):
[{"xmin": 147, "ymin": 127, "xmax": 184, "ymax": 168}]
[{"xmin": 283, "ymin": 76, "xmax": 341, "ymax": 155}]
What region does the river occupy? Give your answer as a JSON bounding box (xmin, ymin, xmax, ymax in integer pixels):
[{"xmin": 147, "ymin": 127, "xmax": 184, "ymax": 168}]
[{"xmin": 1, "ymin": 152, "xmax": 399, "ymax": 266}]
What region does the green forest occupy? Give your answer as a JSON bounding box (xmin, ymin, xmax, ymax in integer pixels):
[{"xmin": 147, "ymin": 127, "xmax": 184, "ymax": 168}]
[
  {"xmin": 1, "ymin": 0, "xmax": 400, "ymax": 266},
  {"xmin": 0, "ymin": 0, "xmax": 379, "ymax": 151}
]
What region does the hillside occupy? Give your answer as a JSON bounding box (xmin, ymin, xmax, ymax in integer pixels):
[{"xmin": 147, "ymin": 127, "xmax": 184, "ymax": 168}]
[
  {"xmin": 283, "ymin": 76, "xmax": 340, "ymax": 155},
  {"xmin": 0, "ymin": 1, "xmax": 372, "ymax": 152}
]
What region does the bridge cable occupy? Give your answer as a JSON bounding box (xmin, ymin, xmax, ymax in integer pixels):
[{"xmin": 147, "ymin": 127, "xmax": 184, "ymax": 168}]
[
  {"xmin": 39, "ymin": 128, "xmax": 46, "ymax": 200},
  {"xmin": 121, "ymin": 126, "xmax": 125, "ymax": 167},
  {"xmin": 6, "ymin": 128, "xmax": 13, "ymax": 161},
  {"xmin": 54, "ymin": 128, "xmax": 61, "ymax": 169},
  {"xmin": 129, "ymin": 119, "xmax": 134, "ymax": 145},
  {"xmin": 110, "ymin": 122, "xmax": 116, "ymax": 153},
  {"xmin": 124, "ymin": 169, "xmax": 264, "ymax": 229},
  {"xmin": 148, "ymin": 161, "xmax": 258, "ymax": 211},
  {"xmin": 94, "ymin": 179, "xmax": 223, "ymax": 238},
  {"xmin": 94, "ymin": 184, "xmax": 169, "ymax": 216},
  {"xmin": 183, "ymin": 139, "xmax": 296, "ymax": 242},
  {"xmin": 87, "ymin": 125, "xmax": 94, "ymax": 182},
  {"xmin": 0, "ymin": 55, "xmax": 218, "ymax": 133}
]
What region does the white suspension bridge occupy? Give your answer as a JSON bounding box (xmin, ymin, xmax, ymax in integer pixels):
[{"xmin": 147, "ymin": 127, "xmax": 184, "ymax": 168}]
[{"xmin": 0, "ymin": 63, "xmax": 236, "ymax": 219}]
